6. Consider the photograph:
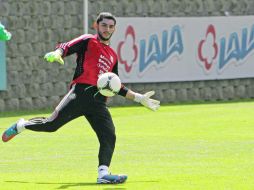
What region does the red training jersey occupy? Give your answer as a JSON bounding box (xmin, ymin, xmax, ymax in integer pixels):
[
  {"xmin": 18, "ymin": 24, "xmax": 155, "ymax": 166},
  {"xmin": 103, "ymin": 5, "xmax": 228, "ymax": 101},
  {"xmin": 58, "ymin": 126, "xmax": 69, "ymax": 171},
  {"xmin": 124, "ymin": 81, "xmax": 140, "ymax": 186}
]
[{"xmin": 56, "ymin": 34, "xmax": 119, "ymax": 87}]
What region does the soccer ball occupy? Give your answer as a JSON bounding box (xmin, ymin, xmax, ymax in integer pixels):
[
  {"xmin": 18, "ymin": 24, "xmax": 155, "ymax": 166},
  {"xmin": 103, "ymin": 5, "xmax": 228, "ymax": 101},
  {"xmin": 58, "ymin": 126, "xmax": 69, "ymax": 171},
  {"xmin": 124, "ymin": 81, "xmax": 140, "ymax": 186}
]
[{"xmin": 97, "ymin": 72, "xmax": 121, "ymax": 97}]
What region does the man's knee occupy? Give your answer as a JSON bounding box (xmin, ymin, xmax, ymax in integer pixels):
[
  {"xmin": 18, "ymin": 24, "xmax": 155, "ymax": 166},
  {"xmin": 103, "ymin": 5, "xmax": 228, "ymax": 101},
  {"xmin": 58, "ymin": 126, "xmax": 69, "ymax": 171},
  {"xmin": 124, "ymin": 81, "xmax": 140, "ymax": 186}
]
[{"xmin": 101, "ymin": 132, "xmax": 116, "ymax": 147}]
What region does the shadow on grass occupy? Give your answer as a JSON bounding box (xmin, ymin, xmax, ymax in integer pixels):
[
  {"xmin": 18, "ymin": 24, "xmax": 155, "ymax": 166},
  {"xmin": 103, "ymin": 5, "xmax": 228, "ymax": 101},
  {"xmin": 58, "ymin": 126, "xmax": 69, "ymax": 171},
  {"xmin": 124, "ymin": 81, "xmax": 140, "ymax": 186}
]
[{"xmin": 5, "ymin": 180, "xmax": 158, "ymax": 189}]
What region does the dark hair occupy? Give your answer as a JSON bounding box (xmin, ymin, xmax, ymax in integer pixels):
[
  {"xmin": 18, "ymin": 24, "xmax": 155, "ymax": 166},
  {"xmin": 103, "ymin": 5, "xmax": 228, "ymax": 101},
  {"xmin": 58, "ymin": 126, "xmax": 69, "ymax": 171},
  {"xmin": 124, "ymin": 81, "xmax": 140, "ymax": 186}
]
[{"xmin": 96, "ymin": 12, "xmax": 116, "ymax": 25}]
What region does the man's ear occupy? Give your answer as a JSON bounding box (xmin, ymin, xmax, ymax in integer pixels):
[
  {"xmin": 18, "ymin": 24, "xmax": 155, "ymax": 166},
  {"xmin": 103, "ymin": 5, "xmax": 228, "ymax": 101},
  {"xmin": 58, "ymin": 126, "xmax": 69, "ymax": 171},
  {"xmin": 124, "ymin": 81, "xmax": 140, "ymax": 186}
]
[{"xmin": 92, "ymin": 21, "xmax": 98, "ymax": 30}]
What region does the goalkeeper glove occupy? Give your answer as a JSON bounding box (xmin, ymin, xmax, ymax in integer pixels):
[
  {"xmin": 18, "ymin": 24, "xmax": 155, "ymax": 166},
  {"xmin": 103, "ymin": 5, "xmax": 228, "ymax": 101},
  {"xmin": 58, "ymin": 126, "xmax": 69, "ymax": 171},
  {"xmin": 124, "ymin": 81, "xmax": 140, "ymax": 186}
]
[
  {"xmin": 44, "ymin": 49, "xmax": 64, "ymax": 65},
  {"xmin": 0, "ymin": 23, "xmax": 12, "ymax": 41},
  {"xmin": 134, "ymin": 91, "xmax": 160, "ymax": 111}
]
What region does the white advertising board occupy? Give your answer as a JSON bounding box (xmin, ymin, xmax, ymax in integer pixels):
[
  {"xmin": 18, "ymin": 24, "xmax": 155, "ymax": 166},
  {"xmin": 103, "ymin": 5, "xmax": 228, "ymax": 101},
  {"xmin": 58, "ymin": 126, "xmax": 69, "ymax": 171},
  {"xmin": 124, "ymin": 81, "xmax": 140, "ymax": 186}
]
[{"xmin": 110, "ymin": 16, "xmax": 254, "ymax": 83}]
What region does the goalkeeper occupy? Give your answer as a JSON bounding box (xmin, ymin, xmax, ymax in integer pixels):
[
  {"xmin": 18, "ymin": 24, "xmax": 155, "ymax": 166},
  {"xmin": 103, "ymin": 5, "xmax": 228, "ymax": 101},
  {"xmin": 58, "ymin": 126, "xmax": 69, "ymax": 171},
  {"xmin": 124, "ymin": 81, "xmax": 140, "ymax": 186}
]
[{"xmin": 2, "ymin": 12, "xmax": 160, "ymax": 184}]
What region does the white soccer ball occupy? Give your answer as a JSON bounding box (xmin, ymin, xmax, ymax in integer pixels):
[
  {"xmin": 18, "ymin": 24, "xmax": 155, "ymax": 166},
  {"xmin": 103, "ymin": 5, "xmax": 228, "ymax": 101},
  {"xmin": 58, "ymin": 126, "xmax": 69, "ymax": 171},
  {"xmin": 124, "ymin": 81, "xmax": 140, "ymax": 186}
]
[{"xmin": 97, "ymin": 72, "xmax": 121, "ymax": 97}]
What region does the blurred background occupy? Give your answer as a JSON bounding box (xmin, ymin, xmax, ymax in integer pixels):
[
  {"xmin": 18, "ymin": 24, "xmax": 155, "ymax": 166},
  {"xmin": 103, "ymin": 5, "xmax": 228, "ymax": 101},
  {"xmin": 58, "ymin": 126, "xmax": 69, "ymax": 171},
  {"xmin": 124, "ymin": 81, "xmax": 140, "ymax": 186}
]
[{"xmin": 1, "ymin": 0, "xmax": 254, "ymax": 111}]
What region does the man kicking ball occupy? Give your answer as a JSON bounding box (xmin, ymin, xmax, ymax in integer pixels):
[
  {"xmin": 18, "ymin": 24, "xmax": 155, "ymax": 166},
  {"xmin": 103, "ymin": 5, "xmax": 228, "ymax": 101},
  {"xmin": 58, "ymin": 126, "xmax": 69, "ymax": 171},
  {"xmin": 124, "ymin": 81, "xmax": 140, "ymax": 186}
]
[{"xmin": 2, "ymin": 12, "xmax": 160, "ymax": 184}]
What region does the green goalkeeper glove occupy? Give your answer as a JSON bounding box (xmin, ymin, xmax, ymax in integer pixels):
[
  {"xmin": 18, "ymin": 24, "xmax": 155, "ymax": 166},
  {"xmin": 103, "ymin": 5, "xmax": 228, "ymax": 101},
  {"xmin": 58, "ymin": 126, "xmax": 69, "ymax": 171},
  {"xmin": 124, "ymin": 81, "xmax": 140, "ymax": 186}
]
[
  {"xmin": 44, "ymin": 49, "xmax": 64, "ymax": 65},
  {"xmin": 0, "ymin": 23, "xmax": 12, "ymax": 41},
  {"xmin": 134, "ymin": 91, "xmax": 160, "ymax": 111}
]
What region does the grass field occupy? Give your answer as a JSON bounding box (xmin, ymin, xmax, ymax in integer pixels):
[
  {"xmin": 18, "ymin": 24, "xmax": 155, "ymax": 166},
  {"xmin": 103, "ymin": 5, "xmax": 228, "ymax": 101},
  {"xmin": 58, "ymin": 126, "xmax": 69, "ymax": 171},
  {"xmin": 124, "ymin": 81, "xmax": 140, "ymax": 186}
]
[{"xmin": 1, "ymin": 102, "xmax": 254, "ymax": 190}]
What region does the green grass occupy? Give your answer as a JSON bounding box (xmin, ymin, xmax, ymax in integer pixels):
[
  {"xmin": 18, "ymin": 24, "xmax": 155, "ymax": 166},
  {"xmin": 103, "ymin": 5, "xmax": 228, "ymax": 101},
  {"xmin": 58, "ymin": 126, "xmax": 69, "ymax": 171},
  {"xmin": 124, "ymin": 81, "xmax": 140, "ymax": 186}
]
[{"xmin": 1, "ymin": 102, "xmax": 254, "ymax": 190}]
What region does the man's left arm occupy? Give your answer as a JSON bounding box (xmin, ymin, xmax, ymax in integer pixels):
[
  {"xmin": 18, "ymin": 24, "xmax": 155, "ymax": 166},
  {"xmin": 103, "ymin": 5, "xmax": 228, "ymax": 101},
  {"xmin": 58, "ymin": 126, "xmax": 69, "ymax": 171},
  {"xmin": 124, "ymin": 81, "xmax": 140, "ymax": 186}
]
[
  {"xmin": 112, "ymin": 62, "xmax": 160, "ymax": 111},
  {"xmin": 125, "ymin": 89, "xmax": 160, "ymax": 111}
]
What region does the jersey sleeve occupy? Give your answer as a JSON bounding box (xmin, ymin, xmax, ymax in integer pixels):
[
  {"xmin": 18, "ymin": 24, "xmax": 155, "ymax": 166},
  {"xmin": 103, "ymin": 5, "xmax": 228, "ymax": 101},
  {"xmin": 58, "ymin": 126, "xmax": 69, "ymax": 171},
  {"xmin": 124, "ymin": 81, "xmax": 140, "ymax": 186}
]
[
  {"xmin": 112, "ymin": 61, "xmax": 129, "ymax": 97},
  {"xmin": 56, "ymin": 34, "xmax": 91, "ymax": 57}
]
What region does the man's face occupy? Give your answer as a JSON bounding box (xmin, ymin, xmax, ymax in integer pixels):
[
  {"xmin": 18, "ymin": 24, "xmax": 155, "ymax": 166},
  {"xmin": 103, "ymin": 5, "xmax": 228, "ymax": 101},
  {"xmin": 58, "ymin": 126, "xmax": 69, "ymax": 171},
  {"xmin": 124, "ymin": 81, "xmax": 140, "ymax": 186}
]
[{"xmin": 97, "ymin": 18, "xmax": 115, "ymax": 41}]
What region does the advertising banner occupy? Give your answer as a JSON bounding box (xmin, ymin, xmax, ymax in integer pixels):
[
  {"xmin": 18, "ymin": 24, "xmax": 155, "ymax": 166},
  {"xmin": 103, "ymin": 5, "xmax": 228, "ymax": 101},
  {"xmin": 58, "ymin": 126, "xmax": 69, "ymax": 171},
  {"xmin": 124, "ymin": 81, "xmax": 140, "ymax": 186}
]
[{"xmin": 111, "ymin": 16, "xmax": 254, "ymax": 83}]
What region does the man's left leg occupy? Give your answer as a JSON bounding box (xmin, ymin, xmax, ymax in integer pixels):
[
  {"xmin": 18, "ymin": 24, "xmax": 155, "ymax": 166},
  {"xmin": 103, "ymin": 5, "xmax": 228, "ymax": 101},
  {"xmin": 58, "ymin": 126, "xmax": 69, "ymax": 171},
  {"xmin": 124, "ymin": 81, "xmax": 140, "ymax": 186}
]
[{"xmin": 85, "ymin": 108, "xmax": 127, "ymax": 184}]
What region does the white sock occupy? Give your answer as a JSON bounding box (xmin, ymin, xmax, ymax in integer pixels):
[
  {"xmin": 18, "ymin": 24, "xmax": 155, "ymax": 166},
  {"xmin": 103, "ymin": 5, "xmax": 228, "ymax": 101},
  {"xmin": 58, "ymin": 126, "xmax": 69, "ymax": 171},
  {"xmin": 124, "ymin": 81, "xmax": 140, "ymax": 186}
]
[
  {"xmin": 16, "ymin": 118, "xmax": 26, "ymax": 133},
  {"xmin": 98, "ymin": 165, "xmax": 109, "ymax": 178}
]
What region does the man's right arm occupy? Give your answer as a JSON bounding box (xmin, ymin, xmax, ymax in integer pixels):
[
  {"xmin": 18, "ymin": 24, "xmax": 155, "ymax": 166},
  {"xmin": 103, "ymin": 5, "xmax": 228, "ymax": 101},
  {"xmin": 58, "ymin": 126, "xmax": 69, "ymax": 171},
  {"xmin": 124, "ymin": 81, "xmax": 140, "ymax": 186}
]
[
  {"xmin": 44, "ymin": 48, "xmax": 64, "ymax": 65},
  {"xmin": 44, "ymin": 34, "xmax": 91, "ymax": 64}
]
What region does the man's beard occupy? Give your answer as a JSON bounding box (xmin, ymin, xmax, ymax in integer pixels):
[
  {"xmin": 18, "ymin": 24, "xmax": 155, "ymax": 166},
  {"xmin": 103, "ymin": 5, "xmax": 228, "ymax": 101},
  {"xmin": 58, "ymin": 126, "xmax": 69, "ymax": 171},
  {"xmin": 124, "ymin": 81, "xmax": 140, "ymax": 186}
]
[{"xmin": 98, "ymin": 31, "xmax": 113, "ymax": 41}]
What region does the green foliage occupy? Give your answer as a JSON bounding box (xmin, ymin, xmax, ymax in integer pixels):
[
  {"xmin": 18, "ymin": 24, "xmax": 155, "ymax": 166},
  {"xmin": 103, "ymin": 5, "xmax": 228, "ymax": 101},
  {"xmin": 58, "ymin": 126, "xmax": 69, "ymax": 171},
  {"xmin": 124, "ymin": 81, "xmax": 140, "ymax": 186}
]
[{"xmin": 1, "ymin": 102, "xmax": 254, "ymax": 189}]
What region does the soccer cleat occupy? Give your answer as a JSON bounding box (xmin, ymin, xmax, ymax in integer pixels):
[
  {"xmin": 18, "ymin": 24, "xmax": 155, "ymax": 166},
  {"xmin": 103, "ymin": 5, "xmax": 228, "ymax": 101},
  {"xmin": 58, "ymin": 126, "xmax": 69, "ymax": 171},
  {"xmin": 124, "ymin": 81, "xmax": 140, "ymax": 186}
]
[
  {"xmin": 2, "ymin": 119, "xmax": 24, "ymax": 142},
  {"xmin": 97, "ymin": 174, "xmax": 128, "ymax": 184}
]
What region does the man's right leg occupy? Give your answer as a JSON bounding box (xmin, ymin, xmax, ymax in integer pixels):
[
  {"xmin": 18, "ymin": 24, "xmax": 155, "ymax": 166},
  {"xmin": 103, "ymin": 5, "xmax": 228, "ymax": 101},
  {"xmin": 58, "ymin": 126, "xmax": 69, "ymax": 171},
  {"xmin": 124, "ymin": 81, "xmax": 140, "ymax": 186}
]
[{"xmin": 2, "ymin": 85, "xmax": 81, "ymax": 142}]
